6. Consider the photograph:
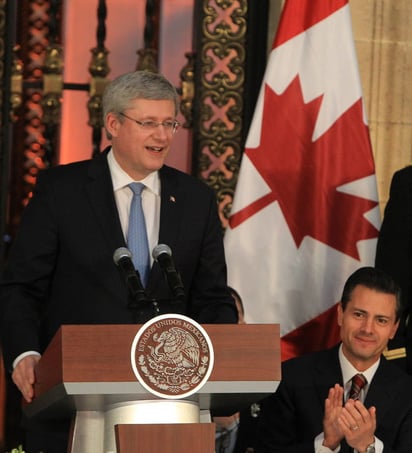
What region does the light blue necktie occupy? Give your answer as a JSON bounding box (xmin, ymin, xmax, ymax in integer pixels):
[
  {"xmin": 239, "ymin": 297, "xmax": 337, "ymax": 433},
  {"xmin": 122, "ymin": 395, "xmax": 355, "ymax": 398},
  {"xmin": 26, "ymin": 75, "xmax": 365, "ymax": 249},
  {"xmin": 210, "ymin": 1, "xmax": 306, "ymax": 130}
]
[{"xmin": 127, "ymin": 182, "xmax": 150, "ymax": 286}]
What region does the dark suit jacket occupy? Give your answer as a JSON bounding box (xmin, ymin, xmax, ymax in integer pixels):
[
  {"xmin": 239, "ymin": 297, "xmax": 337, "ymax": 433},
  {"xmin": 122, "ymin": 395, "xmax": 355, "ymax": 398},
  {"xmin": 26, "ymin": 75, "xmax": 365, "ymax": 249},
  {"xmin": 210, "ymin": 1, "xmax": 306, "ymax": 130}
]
[
  {"xmin": 0, "ymin": 149, "xmax": 237, "ymax": 370},
  {"xmin": 375, "ymin": 166, "xmax": 412, "ymax": 370},
  {"xmin": 256, "ymin": 345, "xmax": 412, "ymax": 453}
]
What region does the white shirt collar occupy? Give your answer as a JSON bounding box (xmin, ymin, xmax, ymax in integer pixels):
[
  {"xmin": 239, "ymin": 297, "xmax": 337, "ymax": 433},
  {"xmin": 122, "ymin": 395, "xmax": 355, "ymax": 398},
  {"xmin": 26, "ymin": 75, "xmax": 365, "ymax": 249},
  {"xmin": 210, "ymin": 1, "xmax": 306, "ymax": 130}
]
[
  {"xmin": 107, "ymin": 148, "xmax": 160, "ymax": 195},
  {"xmin": 338, "ymin": 343, "xmax": 380, "ymax": 387}
]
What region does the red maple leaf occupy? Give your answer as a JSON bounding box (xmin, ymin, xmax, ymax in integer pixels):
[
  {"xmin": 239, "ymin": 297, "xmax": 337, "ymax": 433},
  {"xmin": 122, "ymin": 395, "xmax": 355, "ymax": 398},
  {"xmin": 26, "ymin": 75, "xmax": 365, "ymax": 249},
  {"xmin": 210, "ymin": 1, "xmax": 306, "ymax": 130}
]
[{"xmin": 230, "ymin": 76, "xmax": 378, "ymax": 260}]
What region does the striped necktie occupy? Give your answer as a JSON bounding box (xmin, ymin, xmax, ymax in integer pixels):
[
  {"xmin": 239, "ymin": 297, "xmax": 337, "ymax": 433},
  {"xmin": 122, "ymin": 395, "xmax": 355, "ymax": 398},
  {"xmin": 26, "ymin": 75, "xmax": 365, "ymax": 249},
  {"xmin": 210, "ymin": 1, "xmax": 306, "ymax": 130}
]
[
  {"xmin": 127, "ymin": 182, "xmax": 150, "ymax": 286},
  {"xmin": 348, "ymin": 373, "xmax": 367, "ymax": 401}
]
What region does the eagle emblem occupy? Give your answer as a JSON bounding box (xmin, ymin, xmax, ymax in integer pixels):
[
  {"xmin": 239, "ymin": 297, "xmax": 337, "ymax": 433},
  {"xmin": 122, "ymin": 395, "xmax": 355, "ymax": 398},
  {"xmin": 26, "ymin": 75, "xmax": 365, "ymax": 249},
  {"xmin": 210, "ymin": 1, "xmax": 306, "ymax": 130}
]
[{"xmin": 131, "ymin": 314, "xmax": 214, "ymax": 398}]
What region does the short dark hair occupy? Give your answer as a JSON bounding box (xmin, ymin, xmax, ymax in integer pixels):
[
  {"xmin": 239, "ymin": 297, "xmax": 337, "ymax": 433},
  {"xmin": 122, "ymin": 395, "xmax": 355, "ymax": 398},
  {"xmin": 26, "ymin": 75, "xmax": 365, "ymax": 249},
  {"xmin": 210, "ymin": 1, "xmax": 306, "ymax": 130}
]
[{"xmin": 340, "ymin": 266, "xmax": 401, "ymax": 321}]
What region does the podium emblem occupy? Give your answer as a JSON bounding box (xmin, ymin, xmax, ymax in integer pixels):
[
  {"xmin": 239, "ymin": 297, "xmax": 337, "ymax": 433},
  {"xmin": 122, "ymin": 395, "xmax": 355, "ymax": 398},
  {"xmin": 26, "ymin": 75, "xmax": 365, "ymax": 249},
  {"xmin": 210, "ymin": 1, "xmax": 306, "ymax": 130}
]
[{"xmin": 130, "ymin": 314, "xmax": 214, "ymax": 398}]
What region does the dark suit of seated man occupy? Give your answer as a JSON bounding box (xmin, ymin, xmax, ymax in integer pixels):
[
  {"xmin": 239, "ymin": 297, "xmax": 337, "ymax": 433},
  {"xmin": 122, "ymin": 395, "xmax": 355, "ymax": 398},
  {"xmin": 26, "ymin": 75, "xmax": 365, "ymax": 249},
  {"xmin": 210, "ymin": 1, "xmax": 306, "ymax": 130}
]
[{"xmin": 256, "ymin": 266, "xmax": 412, "ymax": 453}]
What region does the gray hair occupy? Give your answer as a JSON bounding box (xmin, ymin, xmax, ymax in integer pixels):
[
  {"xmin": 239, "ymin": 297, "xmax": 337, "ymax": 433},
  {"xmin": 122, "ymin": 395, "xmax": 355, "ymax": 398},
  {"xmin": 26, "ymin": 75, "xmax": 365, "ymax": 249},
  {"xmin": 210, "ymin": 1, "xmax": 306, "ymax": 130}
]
[{"xmin": 102, "ymin": 71, "xmax": 180, "ymax": 138}]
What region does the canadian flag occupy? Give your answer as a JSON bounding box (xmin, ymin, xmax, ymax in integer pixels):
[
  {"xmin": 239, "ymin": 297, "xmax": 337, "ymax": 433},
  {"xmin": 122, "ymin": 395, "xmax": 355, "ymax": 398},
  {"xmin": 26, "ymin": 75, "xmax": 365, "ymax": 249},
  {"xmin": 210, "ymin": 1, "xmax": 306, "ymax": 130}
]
[{"xmin": 224, "ymin": 0, "xmax": 380, "ymax": 361}]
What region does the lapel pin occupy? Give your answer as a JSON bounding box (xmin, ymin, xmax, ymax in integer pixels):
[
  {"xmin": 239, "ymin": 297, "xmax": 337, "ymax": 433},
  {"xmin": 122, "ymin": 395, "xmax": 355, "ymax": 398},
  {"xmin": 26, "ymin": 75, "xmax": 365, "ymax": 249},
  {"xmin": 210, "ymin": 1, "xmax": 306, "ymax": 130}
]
[{"xmin": 169, "ymin": 195, "xmax": 176, "ymax": 203}]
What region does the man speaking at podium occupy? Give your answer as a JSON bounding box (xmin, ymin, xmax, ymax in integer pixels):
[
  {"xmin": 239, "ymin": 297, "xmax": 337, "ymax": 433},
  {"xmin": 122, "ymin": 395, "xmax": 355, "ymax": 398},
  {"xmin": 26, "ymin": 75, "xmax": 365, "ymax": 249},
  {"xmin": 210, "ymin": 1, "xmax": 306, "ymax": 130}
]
[{"xmin": 0, "ymin": 70, "xmax": 237, "ymax": 452}]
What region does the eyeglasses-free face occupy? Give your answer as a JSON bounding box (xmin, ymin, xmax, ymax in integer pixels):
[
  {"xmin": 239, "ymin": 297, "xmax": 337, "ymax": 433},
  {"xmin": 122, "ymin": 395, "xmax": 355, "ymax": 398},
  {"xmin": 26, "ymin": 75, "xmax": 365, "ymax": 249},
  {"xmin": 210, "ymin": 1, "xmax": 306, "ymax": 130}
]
[{"xmin": 119, "ymin": 111, "xmax": 181, "ymax": 134}]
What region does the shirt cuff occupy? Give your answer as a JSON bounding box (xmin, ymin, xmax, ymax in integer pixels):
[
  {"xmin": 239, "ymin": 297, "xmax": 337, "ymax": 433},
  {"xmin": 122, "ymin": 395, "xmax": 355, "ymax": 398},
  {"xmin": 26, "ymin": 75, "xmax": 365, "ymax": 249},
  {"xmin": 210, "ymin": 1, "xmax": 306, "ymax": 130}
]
[
  {"xmin": 315, "ymin": 432, "xmax": 340, "ymax": 453},
  {"xmin": 370, "ymin": 437, "xmax": 383, "ymax": 453},
  {"xmin": 13, "ymin": 351, "xmax": 41, "ymax": 369}
]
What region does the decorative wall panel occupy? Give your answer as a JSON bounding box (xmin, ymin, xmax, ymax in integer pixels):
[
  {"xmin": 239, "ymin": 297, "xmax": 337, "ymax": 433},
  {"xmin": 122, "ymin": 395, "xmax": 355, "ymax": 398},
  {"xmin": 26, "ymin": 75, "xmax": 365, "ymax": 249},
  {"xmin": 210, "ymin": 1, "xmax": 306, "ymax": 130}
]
[{"xmin": 192, "ymin": 0, "xmax": 268, "ymax": 228}]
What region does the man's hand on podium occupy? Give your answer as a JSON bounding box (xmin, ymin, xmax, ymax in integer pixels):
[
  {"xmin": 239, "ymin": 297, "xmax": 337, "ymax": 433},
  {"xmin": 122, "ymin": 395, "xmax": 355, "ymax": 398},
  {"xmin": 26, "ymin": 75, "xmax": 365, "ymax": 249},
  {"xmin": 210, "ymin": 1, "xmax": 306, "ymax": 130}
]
[{"xmin": 12, "ymin": 354, "xmax": 41, "ymax": 403}]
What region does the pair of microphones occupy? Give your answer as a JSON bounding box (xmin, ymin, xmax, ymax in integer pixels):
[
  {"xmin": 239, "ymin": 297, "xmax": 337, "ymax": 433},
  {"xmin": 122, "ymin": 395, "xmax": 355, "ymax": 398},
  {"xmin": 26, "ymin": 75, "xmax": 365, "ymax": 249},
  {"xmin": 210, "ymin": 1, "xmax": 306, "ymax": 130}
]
[{"xmin": 113, "ymin": 244, "xmax": 185, "ymax": 304}]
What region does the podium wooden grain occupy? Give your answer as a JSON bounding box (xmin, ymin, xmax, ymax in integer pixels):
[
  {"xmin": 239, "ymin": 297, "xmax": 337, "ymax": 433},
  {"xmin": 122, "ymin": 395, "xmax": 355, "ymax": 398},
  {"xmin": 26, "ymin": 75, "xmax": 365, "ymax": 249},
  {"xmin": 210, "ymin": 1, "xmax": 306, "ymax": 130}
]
[
  {"xmin": 115, "ymin": 423, "xmax": 216, "ymax": 453},
  {"xmin": 26, "ymin": 324, "xmax": 280, "ymax": 452}
]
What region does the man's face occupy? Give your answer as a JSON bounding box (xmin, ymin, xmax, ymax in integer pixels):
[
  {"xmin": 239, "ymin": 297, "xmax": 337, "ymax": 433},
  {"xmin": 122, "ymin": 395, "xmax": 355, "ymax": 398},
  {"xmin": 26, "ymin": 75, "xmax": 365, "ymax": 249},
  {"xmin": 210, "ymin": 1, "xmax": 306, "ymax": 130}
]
[
  {"xmin": 106, "ymin": 98, "xmax": 176, "ymax": 180},
  {"xmin": 338, "ymin": 284, "xmax": 399, "ymax": 370}
]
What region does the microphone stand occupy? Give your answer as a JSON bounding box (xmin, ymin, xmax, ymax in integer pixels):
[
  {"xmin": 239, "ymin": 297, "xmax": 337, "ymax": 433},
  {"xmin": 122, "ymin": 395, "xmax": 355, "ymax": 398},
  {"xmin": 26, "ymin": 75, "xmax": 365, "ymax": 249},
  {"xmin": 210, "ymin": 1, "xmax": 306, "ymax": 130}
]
[
  {"xmin": 126, "ymin": 270, "xmax": 186, "ymax": 323},
  {"xmin": 127, "ymin": 293, "xmax": 161, "ymax": 324}
]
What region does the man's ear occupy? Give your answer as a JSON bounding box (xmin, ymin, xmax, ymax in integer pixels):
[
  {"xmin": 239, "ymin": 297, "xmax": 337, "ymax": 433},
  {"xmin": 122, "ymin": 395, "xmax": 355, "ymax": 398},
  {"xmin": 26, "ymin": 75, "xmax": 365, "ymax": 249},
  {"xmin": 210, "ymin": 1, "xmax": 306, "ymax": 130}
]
[
  {"xmin": 105, "ymin": 112, "xmax": 121, "ymax": 138},
  {"xmin": 337, "ymin": 303, "xmax": 343, "ymax": 327},
  {"xmin": 389, "ymin": 319, "xmax": 400, "ymax": 340}
]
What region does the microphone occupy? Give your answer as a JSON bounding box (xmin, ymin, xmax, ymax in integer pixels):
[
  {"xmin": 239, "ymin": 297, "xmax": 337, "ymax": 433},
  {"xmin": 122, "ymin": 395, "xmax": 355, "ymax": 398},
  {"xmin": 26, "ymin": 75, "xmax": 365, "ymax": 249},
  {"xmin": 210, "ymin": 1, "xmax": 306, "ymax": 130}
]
[
  {"xmin": 152, "ymin": 244, "xmax": 185, "ymax": 302},
  {"xmin": 113, "ymin": 247, "xmax": 148, "ymax": 305}
]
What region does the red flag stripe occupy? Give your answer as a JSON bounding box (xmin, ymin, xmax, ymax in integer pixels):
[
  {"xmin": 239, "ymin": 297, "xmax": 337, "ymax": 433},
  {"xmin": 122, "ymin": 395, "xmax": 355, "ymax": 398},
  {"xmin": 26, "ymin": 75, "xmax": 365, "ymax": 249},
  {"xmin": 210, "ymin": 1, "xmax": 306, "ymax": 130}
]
[
  {"xmin": 274, "ymin": 0, "xmax": 348, "ymax": 48},
  {"xmin": 229, "ymin": 191, "xmax": 275, "ymax": 229},
  {"xmin": 280, "ymin": 304, "xmax": 341, "ymax": 362}
]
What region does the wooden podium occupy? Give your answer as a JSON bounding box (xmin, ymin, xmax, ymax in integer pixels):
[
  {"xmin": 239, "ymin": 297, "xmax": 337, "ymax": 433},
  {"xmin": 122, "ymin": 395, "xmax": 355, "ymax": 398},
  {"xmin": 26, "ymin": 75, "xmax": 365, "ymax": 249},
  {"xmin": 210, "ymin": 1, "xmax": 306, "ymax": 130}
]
[{"xmin": 25, "ymin": 324, "xmax": 280, "ymax": 452}]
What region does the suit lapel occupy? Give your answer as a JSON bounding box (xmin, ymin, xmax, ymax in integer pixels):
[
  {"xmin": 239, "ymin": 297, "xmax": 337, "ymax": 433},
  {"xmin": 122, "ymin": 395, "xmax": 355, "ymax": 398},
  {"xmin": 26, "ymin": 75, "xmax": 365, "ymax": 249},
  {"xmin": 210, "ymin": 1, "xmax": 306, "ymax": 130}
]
[
  {"xmin": 314, "ymin": 345, "xmax": 344, "ymax": 405},
  {"xmin": 364, "ymin": 358, "xmax": 397, "ymax": 425},
  {"xmin": 85, "ymin": 150, "xmax": 126, "ymax": 255},
  {"xmin": 157, "ymin": 166, "xmax": 184, "ymax": 248},
  {"xmin": 145, "ymin": 166, "xmax": 185, "ymax": 291}
]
